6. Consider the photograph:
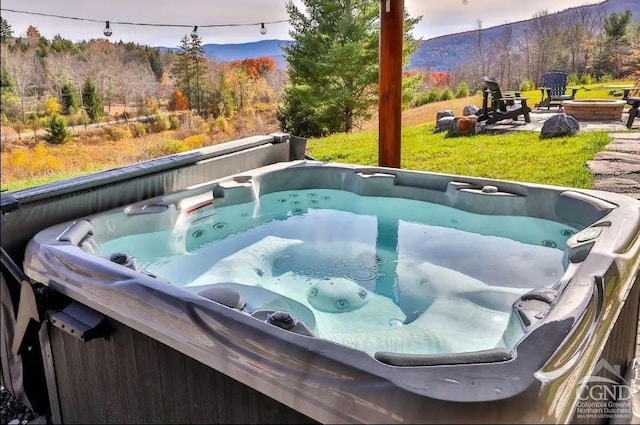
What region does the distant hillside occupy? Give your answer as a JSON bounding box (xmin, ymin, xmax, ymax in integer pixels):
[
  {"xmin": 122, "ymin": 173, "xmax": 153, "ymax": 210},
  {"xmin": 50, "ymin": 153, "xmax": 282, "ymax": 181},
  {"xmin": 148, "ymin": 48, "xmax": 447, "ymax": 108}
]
[
  {"xmin": 158, "ymin": 0, "xmax": 639, "ymax": 72},
  {"xmin": 409, "ymin": 0, "xmax": 640, "ymax": 71},
  {"xmin": 160, "ymin": 39, "xmax": 291, "ymax": 68}
]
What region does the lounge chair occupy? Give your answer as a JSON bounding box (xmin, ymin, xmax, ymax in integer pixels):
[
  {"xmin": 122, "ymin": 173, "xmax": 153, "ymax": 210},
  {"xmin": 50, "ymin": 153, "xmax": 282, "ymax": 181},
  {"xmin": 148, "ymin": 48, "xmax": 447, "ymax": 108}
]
[
  {"xmin": 536, "ymin": 72, "xmax": 579, "ymax": 110},
  {"xmin": 476, "ymin": 77, "xmax": 531, "ymax": 125},
  {"xmin": 624, "ymin": 84, "xmax": 640, "ymax": 129}
]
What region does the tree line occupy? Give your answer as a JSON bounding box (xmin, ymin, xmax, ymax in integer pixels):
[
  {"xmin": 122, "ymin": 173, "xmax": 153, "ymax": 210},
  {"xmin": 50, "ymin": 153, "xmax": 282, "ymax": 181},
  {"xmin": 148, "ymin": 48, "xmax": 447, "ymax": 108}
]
[
  {"xmin": 456, "ymin": 8, "xmax": 640, "ymax": 92},
  {"xmin": 0, "ymin": 17, "xmax": 286, "ymax": 133}
]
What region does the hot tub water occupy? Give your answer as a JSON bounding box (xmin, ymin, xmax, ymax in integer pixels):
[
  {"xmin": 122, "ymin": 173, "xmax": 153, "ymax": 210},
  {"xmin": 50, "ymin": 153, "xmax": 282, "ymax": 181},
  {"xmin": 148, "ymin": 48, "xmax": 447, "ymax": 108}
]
[{"xmin": 98, "ymin": 189, "xmax": 575, "ymax": 356}]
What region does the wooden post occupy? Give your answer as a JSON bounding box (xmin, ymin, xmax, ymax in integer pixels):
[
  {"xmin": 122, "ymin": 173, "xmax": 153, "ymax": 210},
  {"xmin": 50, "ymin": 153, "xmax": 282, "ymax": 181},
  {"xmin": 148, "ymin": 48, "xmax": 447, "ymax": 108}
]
[{"xmin": 378, "ymin": 0, "xmax": 403, "ymax": 168}]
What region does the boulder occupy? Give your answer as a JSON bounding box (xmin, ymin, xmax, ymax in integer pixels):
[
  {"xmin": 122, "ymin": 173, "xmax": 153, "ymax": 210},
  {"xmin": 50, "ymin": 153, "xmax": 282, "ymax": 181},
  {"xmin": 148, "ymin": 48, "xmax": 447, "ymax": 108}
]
[
  {"xmin": 463, "ymin": 105, "xmax": 479, "ymax": 116},
  {"xmin": 436, "ymin": 110, "xmax": 455, "ymax": 121},
  {"xmin": 435, "ymin": 116, "xmax": 457, "ymax": 133},
  {"xmin": 457, "ymin": 116, "xmax": 478, "ymax": 136},
  {"xmin": 540, "ymin": 113, "xmax": 580, "ymax": 139}
]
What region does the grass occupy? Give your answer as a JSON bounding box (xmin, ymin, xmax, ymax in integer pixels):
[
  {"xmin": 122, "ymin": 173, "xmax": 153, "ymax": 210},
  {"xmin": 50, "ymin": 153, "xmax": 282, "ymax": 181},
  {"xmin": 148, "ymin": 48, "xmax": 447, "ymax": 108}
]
[
  {"xmin": 1, "ymin": 169, "xmax": 104, "ymax": 192},
  {"xmin": 307, "ymin": 124, "xmax": 611, "ymax": 189}
]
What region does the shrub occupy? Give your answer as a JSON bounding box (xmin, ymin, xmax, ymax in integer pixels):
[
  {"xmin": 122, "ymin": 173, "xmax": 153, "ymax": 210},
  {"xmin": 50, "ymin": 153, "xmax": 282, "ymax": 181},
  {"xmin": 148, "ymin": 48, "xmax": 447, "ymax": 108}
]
[
  {"xmin": 169, "ymin": 114, "xmax": 181, "ymax": 130},
  {"xmin": 567, "ymin": 73, "xmax": 580, "ymax": 86},
  {"xmin": 143, "ymin": 139, "xmax": 189, "ymax": 158},
  {"xmin": 151, "ymin": 112, "xmax": 171, "ymax": 132},
  {"xmin": 579, "ymin": 74, "xmax": 594, "ymax": 85},
  {"xmin": 178, "ymin": 114, "xmax": 209, "ymax": 137},
  {"xmin": 427, "ymin": 87, "xmax": 441, "ymax": 103},
  {"xmin": 66, "ymin": 109, "xmax": 90, "ymax": 127},
  {"xmin": 439, "ymin": 87, "xmax": 454, "ymax": 101},
  {"xmin": 411, "ymin": 91, "xmax": 431, "ymax": 107},
  {"xmin": 145, "ymin": 97, "xmax": 160, "ymax": 114},
  {"xmin": 598, "ymin": 73, "xmax": 613, "ymax": 83},
  {"xmin": 215, "ymin": 116, "xmax": 231, "ymax": 134},
  {"xmin": 44, "ymin": 97, "xmax": 62, "ymax": 116},
  {"xmin": 455, "ymin": 82, "xmax": 470, "ymax": 99},
  {"xmin": 519, "ymin": 79, "xmax": 535, "ymax": 92},
  {"xmin": 103, "ymin": 125, "xmax": 132, "ymax": 141},
  {"xmin": 4, "ymin": 143, "xmax": 62, "ymax": 179},
  {"xmin": 183, "ymin": 134, "xmax": 207, "ymax": 150},
  {"xmin": 46, "ymin": 114, "xmax": 71, "ymax": 144},
  {"xmin": 129, "ymin": 122, "xmax": 148, "ymax": 138}
]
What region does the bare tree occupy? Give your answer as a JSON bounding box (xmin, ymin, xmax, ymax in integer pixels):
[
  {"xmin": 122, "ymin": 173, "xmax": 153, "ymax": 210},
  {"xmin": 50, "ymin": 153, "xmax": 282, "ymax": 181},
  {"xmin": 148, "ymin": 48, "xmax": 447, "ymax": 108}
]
[
  {"xmin": 527, "ymin": 10, "xmax": 562, "ymax": 84},
  {"xmin": 4, "ymin": 50, "xmax": 44, "ymax": 121}
]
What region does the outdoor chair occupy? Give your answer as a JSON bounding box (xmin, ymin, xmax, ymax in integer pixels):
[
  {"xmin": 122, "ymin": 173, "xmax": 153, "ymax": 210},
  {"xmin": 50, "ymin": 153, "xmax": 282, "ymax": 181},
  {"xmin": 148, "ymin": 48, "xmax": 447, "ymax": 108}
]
[
  {"xmin": 623, "ymin": 82, "xmax": 640, "ymax": 129},
  {"xmin": 476, "ymin": 77, "xmax": 531, "ymax": 125},
  {"xmin": 535, "ymin": 72, "xmax": 579, "ymax": 110}
]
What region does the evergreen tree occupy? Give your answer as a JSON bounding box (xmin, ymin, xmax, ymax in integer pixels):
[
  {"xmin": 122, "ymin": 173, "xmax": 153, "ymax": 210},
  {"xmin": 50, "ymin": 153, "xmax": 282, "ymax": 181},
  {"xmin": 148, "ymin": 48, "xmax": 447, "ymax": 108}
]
[
  {"xmin": 46, "ymin": 114, "xmax": 71, "ymax": 144},
  {"xmin": 171, "ymin": 33, "xmax": 208, "ymax": 115},
  {"xmin": 60, "ymin": 83, "xmax": 82, "ymax": 115},
  {"xmin": 82, "ymin": 78, "xmax": 103, "ymax": 122},
  {"xmin": 1, "ymin": 67, "xmax": 13, "ymax": 93},
  {"xmin": 593, "ymin": 10, "xmax": 633, "ymax": 78},
  {"xmin": 0, "ymin": 17, "xmax": 12, "ymax": 43},
  {"xmin": 149, "ymin": 48, "xmax": 164, "ymax": 81},
  {"xmin": 280, "ymin": 0, "xmax": 420, "ymax": 136}
]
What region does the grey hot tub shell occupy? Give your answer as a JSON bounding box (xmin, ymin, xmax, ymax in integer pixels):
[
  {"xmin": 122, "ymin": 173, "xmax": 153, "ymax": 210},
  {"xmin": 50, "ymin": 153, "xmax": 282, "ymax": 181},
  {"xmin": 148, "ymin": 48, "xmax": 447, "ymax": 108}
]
[{"xmin": 1, "ymin": 133, "xmax": 639, "ymax": 424}]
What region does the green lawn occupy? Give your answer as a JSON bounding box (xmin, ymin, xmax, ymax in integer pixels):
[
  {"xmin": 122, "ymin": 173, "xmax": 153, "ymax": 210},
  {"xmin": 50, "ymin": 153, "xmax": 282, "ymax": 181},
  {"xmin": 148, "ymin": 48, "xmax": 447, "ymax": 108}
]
[
  {"xmin": 1, "ymin": 169, "xmax": 102, "ymax": 193},
  {"xmin": 518, "ymin": 79, "xmax": 636, "ymax": 103},
  {"xmin": 306, "ymin": 124, "xmax": 611, "ymax": 189}
]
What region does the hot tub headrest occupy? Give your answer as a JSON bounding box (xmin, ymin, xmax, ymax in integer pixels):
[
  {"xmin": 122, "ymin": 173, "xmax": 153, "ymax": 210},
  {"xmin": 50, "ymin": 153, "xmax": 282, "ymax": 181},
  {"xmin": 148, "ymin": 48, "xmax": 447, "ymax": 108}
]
[{"xmin": 198, "ymin": 287, "xmax": 246, "ymax": 310}]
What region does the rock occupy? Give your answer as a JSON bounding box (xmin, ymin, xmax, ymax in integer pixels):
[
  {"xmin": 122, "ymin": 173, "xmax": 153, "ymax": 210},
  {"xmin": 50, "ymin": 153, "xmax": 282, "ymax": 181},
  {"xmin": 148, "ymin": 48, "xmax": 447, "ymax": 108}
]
[
  {"xmin": 457, "ymin": 116, "xmax": 477, "ymax": 136},
  {"xmin": 447, "ymin": 118, "xmax": 462, "ymax": 137},
  {"xmin": 463, "ymin": 105, "xmax": 479, "ymax": 116},
  {"xmin": 436, "ymin": 110, "xmax": 455, "ymax": 121},
  {"xmin": 540, "ymin": 113, "xmax": 580, "ymax": 139},
  {"xmin": 435, "ymin": 116, "xmax": 457, "ymax": 133}
]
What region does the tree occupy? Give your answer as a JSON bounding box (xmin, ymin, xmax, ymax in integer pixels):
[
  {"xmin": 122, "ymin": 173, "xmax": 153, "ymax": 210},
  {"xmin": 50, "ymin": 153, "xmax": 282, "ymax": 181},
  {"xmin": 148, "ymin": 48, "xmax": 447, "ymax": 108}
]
[
  {"xmin": 25, "ymin": 25, "xmax": 42, "ymax": 44},
  {"xmin": 46, "ymin": 114, "xmax": 71, "ymax": 144},
  {"xmin": 44, "ymin": 97, "xmax": 62, "ymax": 116},
  {"xmin": 171, "ymin": 33, "xmax": 208, "ymax": 115},
  {"xmin": 280, "ymin": 0, "xmax": 420, "ymax": 135},
  {"xmin": 593, "ymin": 10, "xmax": 633, "ymax": 78},
  {"xmin": 82, "ymin": 77, "xmax": 103, "ymax": 121},
  {"xmin": 0, "ymin": 17, "xmax": 12, "ymax": 43},
  {"xmin": 169, "ymin": 90, "xmax": 188, "ymax": 111},
  {"xmin": 60, "ymin": 82, "xmax": 81, "ymax": 114}
]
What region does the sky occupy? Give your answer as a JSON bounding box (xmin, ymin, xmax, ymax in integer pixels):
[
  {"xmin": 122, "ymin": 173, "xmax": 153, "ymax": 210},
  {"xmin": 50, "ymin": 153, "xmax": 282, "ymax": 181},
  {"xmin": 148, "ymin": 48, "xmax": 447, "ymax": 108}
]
[{"xmin": 0, "ymin": 0, "xmax": 606, "ymax": 47}]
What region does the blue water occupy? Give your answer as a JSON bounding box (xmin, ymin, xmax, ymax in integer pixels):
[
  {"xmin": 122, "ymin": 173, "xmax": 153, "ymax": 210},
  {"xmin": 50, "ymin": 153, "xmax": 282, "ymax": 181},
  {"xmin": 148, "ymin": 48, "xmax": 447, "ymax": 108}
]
[{"xmin": 99, "ymin": 188, "xmax": 576, "ymax": 356}]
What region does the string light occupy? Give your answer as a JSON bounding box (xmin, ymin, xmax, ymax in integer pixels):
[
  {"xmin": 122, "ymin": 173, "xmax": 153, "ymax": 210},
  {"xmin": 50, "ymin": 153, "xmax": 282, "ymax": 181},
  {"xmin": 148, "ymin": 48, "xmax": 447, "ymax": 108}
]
[
  {"xmin": 103, "ymin": 21, "xmax": 112, "ymax": 37},
  {"xmin": 1, "ymin": 2, "xmax": 443, "ymax": 39}
]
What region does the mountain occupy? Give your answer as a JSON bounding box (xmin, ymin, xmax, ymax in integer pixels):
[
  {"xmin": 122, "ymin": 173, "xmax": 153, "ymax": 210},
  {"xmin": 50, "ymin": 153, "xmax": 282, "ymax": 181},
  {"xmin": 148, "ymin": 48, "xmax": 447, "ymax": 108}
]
[
  {"xmin": 158, "ymin": 0, "xmax": 639, "ymax": 72},
  {"xmin": 160, "ymin": 39, "xmax": 291, "ymax": 68},
  {"xmin": 409, "ymin": 0, "xmax": 640, "ymax": 71}
]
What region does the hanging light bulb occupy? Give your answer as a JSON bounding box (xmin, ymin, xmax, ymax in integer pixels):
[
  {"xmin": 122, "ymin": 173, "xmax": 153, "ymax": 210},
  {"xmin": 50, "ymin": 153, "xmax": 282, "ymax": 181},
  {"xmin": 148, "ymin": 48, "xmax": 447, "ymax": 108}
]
[
  {"xmin": 191, "ymin": 25, "xmax": 198, "ymax": 38},
  {"xmin": 260, "ymin": 23, "xmax": 267, "ymax": 35},
  {"xmin": 103, "ymin": 21, "xmax": 112, "ymax": 37}
]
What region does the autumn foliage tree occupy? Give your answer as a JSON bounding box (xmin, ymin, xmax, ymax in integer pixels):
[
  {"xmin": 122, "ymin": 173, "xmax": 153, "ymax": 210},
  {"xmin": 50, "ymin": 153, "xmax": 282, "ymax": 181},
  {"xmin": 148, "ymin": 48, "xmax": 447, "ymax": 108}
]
[
  {"xmin": 231, "ymin": 57, "xmax": 276, "ymax": 79},
  {"xmin": 169, "ymin": 90, "xmax": 188, "ymax": 111}
]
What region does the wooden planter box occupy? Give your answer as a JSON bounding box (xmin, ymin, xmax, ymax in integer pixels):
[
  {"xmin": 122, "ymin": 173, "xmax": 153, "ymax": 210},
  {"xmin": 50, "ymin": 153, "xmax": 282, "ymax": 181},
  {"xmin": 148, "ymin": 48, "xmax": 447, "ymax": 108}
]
[{"xmin": 562, "ymin": 99, "xmax": 626, "ymax": 121}]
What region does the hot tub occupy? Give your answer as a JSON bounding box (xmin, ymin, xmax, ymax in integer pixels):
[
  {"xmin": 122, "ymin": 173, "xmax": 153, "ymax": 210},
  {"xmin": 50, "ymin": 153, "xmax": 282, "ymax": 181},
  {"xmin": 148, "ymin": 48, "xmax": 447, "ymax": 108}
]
[{"xmin": 16, "ymin": 152, "xmax": 640, "ymax": 423}]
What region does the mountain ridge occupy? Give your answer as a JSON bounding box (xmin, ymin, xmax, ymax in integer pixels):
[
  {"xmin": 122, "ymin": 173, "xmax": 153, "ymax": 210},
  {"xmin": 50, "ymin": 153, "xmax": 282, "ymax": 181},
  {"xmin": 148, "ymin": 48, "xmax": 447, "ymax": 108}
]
[{"xmin": 158, "ymin": 0, "xmax": 639, "ymax": 71}]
